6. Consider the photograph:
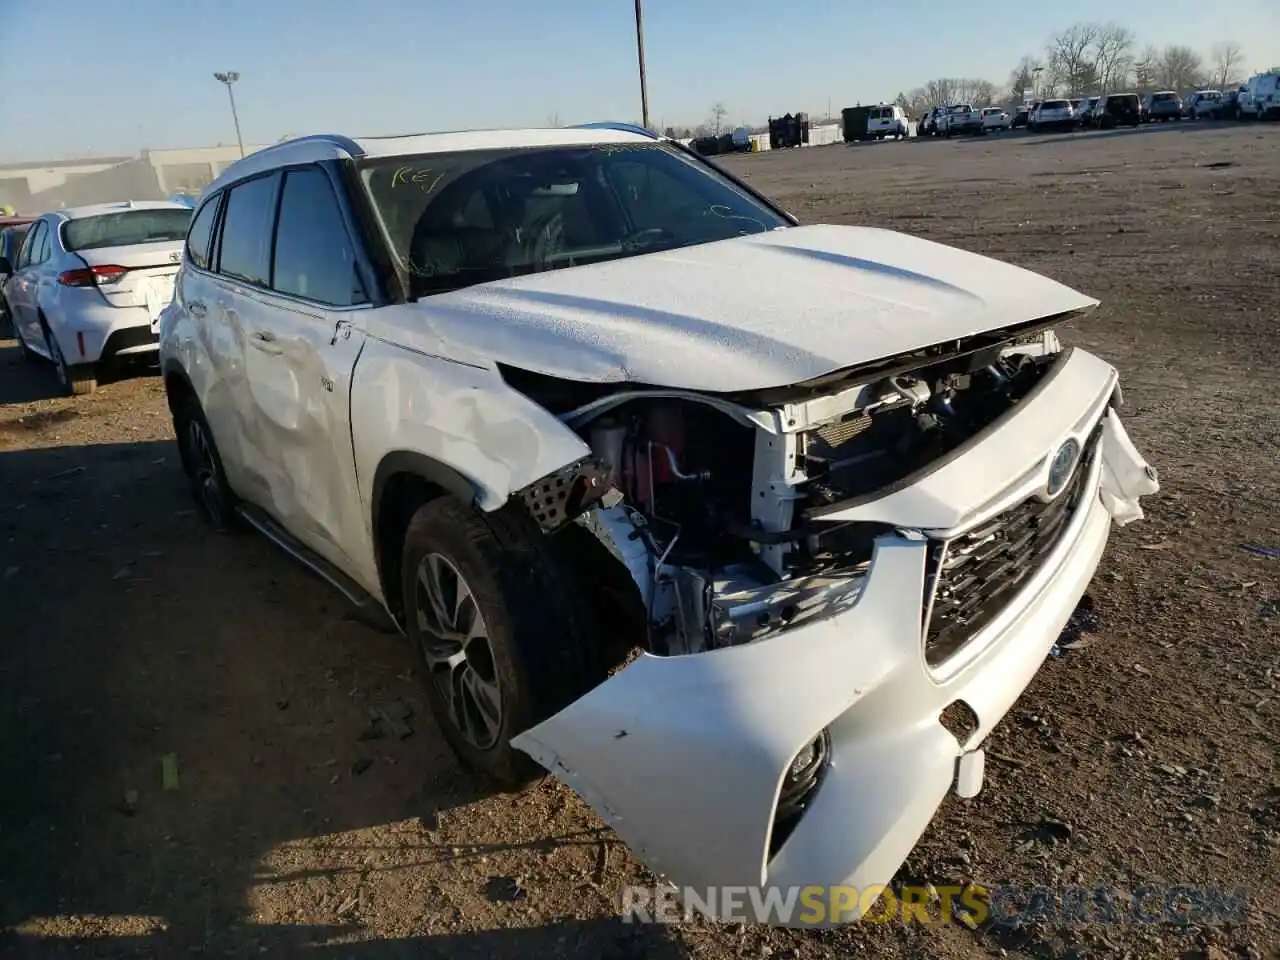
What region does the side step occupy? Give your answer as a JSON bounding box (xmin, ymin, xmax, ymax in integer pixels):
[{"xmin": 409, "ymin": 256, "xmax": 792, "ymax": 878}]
[{"xmin": 235, "ymin": 504, "xmax": 400, "ymax": 635}]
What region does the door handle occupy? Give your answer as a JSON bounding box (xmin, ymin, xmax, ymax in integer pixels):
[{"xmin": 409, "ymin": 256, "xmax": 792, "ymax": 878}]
[{"xmin": 248, "ymin": 328, "xmax": 283, "ymax": 354}]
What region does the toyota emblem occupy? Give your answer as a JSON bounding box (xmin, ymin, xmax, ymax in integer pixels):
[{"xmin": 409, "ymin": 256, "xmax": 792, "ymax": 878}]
[{"xmin": 1046, "ymin": 438, "xmax": 1082, "ymax": 497}]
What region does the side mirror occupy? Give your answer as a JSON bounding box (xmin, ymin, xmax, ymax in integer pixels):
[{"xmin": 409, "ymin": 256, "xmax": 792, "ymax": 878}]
[{"xmin": 0, "ymin": 256, "xmax": 12, "ymax": 276}]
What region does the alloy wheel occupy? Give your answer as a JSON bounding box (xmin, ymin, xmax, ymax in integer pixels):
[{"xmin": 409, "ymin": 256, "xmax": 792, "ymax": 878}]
[
  {"xmin": 184, "ymin": 417, "xmax": 229, "ymax": 527},
  {"xmin": 415, "ymin": 553, "xmax": 503, "ymax": 750}
]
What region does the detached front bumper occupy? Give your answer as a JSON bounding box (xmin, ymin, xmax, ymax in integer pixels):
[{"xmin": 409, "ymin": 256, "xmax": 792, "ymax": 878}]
[{"xmin": 513, "ymin": 354, "xmax": 1157, "ymax": 928}]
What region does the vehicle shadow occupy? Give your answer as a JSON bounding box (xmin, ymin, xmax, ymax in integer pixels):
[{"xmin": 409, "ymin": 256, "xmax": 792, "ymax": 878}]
[
  {"xmin": 0, "ymin": 338, "xmax": 61, "ymax": 405},
  {"xmin": 0, "ymin": 340, "xmax": 161, "ymax": 406},
  {"xmin": 0, "ymin": 915, "xmax": 685, "ymax": 958},
  {"xmin": 0, "ymin": 439, "xmax": 660, "ymax": 956}
]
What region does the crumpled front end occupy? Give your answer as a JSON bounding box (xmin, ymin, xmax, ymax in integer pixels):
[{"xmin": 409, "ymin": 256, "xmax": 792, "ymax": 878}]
[{"xmin": 510, "ymin": 343, "xmax": 1158, "ymax": 927}]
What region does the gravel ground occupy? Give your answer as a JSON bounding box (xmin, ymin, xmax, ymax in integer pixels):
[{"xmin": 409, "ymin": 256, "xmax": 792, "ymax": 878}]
[{"xmin": 1, "ymin": 122, "xmax": 1278, "ymax": 960}]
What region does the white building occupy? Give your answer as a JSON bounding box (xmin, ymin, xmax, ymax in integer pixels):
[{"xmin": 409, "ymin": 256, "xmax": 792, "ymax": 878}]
[{"xmin": 0, "ymin": 144, "xmax": 273, "ymax": 213}]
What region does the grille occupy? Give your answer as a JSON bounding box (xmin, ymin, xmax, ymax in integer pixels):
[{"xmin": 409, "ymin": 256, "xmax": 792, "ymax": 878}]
[{"xmin": 922, "ymin": 427, "xmax": 1101, "ymax": 665}]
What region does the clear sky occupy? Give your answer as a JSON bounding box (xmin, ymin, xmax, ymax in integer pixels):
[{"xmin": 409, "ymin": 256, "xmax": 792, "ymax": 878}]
[{"xmin": 1, "ymin": 0, "xmax": 1276, "ymax": 162}]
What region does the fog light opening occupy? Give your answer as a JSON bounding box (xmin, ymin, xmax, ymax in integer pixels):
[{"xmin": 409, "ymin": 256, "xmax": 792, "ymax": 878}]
[
  {"xmin": 940, "ymin": 699, "xmax": 980, "ymax": 744},
  {"xmin": 768, "ymin": 728, "xmax": 832, "ymax": 859}
]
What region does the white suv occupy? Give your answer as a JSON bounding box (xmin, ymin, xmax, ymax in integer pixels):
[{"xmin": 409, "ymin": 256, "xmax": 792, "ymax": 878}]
[
  {"xmin": 3, "ymin": 201, "xmax": 191, "ymax": 394},
  {"xmin": 159, "ymin": 124, "xmax": 1158, "ymax": 926}
]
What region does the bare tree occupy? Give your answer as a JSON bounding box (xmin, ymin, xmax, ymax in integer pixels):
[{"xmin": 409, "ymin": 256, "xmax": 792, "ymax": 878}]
[
  {"xmin": 709, "ymin": 102, "xmax": 728, "ymax": 136},
  {"xmin": 1090, "ymin": 23, "xmax": 1135, "ymax": 92},
  {"xmin": 902, "ymin": 87, "xmax": 931, "ymax": 117},
  {"xmin": 1157, "ymin": 45, "xmax": 1205, "ymax": 91},
  {"xmin": 970, "ymin": 79, "xmax": 1000, "ymax": 106},
  {"xmin": 1133, "ymin": 45, "xmax": 1160, "ymax": 92},
  {"xmin": 546, "ymin": 111, "xmax": 562, "ymax": 128},
  {"xmin": 1209, "ymin": 41, "xmax": 1245, "ymax": 89},
  {"xmin": 1047, "ymin": 23, "xmax": 1100, "ymax": 96},
  {"xmin": 1008, "ymin": 55, "xmax": 1039, "ymax": 103},
  {"xmin": 923, "ymin": 77, "xmax": 955, "ymax": 106}
]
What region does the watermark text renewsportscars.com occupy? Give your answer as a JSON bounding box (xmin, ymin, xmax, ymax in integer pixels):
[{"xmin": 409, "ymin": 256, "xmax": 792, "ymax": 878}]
[{"xmin": 621, "ymin": 883, "xmax": 1250, "ymax": 926}]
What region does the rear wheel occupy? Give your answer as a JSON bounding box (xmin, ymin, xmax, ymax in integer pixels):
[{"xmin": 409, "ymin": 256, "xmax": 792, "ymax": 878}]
[
  {"xmin": 43, "ymin": 318, "xmax": 96, "ymax": 396},
  {"xmin": 172, "ymin": 391, "xmax": 238, "ymax": 532}
]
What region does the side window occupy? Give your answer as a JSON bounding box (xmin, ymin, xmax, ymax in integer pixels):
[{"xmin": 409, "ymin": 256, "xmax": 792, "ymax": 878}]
[
  {"xmin": 217, "ymin": 174, "xmax": 278, "ymax": 286},
  {"xmin": 16, "ymin": 222, "xmax": 41, "ymax": 268},
  {"xmin": 186, "ymin": 194, "xmax": 221, "ymax": 270},
  {"xmin": 270, "ymin": 166, "xmax": 367, "ymax": 306},
  {"xmin": 607, "ymin": 161, "xmax": 706, "ymax": 234}
]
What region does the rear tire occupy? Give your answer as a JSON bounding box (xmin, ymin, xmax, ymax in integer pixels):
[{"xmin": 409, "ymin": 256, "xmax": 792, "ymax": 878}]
[
  {"xmin": 172, "ymin": 391, "xmax": 238, "ymax": 532},
  {"xmin": 42, "ymin": 317, "xmax": 96, "ymax": 396},
  {"xmin": 401, "ymin": 497, "xmax": 604, "ymax": 789}
]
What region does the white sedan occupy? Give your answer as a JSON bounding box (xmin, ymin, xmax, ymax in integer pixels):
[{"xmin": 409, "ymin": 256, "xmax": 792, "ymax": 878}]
[{"xmin": 1, "ymin": 201, "xmax": 191, "ymax": 395}]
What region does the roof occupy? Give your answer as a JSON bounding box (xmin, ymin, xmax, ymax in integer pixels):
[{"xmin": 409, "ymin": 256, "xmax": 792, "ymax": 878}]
[
  {"xmin": 205, "ymin": 124, "xmax": 658, "ymax": 195},
  {"xmin": 53, "ymin": 200, "xmax": 190, "ymax": 220}
]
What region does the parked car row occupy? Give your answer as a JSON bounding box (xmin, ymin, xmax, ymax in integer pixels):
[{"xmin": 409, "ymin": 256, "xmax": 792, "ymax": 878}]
[
  {"xmin": 909, "ymin": 72, "xmax": 1278, "ymax": 141},
  {"xmin": 0, "ymin": 201, "xmax": 191, "ymax": 394}
]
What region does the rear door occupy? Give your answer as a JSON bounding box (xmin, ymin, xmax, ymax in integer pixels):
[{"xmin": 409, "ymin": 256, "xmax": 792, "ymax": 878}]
[
  {"xmin": 246, "ymin": 164, "xmax": 374, "ymax": 573},
  {"xmin": 11, "ymin": 220, "xmax": 50, "ymax": 352},
  {"xmin": 6, "ymin": 221, "xmax": 39, "ymax": 344},
  {"xmin": 201, "ymin": 172, "xmax": 284, "ymax": 509}
]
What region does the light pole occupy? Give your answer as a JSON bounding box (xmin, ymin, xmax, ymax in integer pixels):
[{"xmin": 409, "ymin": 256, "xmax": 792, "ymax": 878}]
[
  {"xmin": 634, "ymin": 0, "xmax": 650, "ymax": 130},
  {"xmin": 214, "ymin": 71, "xmax": 245, "ymax": 158}
]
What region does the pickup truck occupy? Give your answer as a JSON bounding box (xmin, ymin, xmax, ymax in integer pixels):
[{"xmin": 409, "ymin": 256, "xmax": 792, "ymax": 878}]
[{"xmin": 938, "ymin": 103, "xmax": 983, "ymax": 137}]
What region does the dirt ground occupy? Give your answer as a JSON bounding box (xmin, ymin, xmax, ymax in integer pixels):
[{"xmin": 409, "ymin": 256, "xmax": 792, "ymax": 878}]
[{"xmin": 1, "ymin": 123, "xmax": 1278, "ymax": 959}]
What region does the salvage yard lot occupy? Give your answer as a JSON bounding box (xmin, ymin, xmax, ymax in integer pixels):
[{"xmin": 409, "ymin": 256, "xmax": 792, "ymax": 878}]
[{"xmin": 1, "ymin": 124, "xmax": 1278, "ymax": 959}]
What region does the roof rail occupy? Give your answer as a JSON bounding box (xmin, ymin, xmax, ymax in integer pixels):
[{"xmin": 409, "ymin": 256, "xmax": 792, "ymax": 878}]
[
  {"xmin": 273, "ymin": 133, "xmax": 367, "ymax": 158},
  {"xmin": 573, "ymin": 121, "xmax": 660, "ymax": 139}
]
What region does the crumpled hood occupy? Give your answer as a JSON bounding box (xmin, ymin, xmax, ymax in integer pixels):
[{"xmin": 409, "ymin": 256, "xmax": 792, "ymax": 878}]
[{"xmin": 395, "ymin": 223, "xmax": 1097, "ymax": 392}]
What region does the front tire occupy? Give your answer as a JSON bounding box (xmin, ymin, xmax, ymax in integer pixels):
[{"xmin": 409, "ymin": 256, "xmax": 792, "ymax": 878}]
[
  {"xmin": 401, "ymin": 497, "xmax": 603, "ymax": 789},
  {"xmin": 172, "ymin": 392, "xmax": 238, "ymax": 532}
]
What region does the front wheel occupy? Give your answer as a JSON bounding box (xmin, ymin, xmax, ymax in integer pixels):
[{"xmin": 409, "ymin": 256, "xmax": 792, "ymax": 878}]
[{"xmin": 401, "ymin": 497, "xmax": 603, "ymax": 789}]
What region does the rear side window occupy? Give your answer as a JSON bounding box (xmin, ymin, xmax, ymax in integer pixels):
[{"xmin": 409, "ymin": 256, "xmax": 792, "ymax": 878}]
[
  {"xmin": 17, "ymin": 222, "xmax": 43, "ymax": 267},
  {"xmin": 186, "ymin": 196, "xmax": 220, "ymax": 270},
  {"xmin": 270, "ymin": 166, "xmax": 366, "ymax": 306},
  {"xmin": 217, "ymin": 174, "xmax": 278, "ymax": 287},
  {"xmin": 61, "ymin": 209, "xmax": 191, "ymax": 252}
]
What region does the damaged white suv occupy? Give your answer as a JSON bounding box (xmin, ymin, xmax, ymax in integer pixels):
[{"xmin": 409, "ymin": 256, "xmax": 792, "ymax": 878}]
[{"xmin": 159, "ymin": 123, "xmax": 1158, "ymax": 925}]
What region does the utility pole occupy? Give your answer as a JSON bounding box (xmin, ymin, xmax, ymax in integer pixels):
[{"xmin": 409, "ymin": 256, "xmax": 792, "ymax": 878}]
[
  {"xmin": 214, "ymin": 72, "xmax": 245, "ymax": 158},
  {"xmin": 634, "ymin": 0, "xmax": 650, "ymax": 129}
]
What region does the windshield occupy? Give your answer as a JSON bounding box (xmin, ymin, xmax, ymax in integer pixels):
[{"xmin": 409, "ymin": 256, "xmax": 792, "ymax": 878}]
[
  {"xmin": 1152, "ymin": 92, "xmax": 1176, "ymax": 102},
  {"xmin": 1043, "ymin": 100, "xmax": 1069, "ymax": 109},
  {"xmin": 61, "ymin": 209, "xmax": 192, "ymax": 252},
  {"xmin": 359, "ymin": 142, "xmax": 789, "ymax": 298}
]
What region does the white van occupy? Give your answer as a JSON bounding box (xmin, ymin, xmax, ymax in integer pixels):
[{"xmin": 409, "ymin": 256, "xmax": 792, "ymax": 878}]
[
  {"xmin": 1240, "ymin": 73, "xmax": 1279, "ymax": 120},
  {"xmin": 867, "ymin": 104, "xmax": 909, "ymax": 139}
]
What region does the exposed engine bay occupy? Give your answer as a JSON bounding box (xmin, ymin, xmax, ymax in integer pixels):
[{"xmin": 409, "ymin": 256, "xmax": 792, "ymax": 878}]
[{"xmin": 507, "ymin": 329, "xmax": 1066, "ymax": 657}]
